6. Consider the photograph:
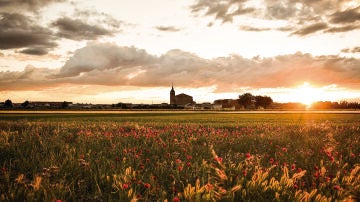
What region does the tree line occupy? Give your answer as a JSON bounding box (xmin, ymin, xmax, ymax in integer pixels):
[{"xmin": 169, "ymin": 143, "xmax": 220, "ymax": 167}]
[{"xmin": 238, "ymin": 93, "xmax": 273, "ymax": 109}]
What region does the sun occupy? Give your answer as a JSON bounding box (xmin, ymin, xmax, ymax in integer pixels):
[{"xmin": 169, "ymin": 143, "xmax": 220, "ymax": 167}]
[{"xmin": 294, "ymin": 82, "xmax": 319, "ymax": 106}]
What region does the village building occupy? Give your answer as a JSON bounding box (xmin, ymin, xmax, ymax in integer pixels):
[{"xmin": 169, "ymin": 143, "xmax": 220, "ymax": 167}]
[{"xmin": 170, "ymin": 84, "xmax": 194, "ymax": 106}]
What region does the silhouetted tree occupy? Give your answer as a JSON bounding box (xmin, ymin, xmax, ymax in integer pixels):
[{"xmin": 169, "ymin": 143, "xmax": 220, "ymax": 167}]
[
  {"xmin": 255, "ymin": 96, "xmax": 273, "ymax": 108},
  {"xmin": 4, "ymin": 99, "xmax": 13, "ymax": 108},
  {"xmin": 62, "ymin": 101, "xmax": 69, "ymax": 108},
  {"xmin": 21, "ymin": 100, "xmax": 30, "ymax": 108},
  {"xmin": 238, "ymin": 93, "xmax": 255, "ymax": 109}
]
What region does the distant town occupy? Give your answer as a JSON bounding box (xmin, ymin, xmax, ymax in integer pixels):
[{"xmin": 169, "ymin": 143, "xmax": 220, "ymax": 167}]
[{"xmin": 1, "ymin": 85, "xmax": 360, "ymax": 110}]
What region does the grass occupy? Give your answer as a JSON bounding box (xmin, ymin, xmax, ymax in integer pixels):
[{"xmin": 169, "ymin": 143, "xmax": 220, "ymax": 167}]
[{"xmin": 0, "ymin": 111, "xmax": 359, "ymax": 201}]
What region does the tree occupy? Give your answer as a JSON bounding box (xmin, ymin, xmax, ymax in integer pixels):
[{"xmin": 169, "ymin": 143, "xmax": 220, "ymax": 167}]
[
  {"xmin": 21, "ymin": 100, "xmax": 30, "ymax": 108},
  {"xmin": 62, "ymin": 101, "xmax": 70, "ymax": 108},
  {"xmin": 238, "ymin": 93, "xmax": 255, "ymax": 109},
  {"xmin": 4, "ymin": 99, "xmax": 13, "ymax": 108},
  {"xmin": 255, "ymin": 96, "xmax": 273, "ymax": 108}
]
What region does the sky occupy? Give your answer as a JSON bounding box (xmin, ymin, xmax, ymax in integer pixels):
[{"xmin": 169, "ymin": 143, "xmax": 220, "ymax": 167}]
[{"xmin": 0, "ymin": 0, "xmax": 360, "ymax": 104}]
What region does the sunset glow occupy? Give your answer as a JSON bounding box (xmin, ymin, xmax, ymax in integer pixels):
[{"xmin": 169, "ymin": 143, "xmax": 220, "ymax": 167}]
[{"xmin": 0, "ymin": 0, "xmax": 359, "ymax": 104}]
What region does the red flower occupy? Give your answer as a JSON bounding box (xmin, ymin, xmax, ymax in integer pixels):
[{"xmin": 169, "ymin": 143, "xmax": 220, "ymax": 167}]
[
  {"xmin": 173, "ymin": 196, "xmax": 180, "ymax": 202},
  {"xmin": 333, "ymin": 185, "xmax": 341, "ymax": 191},
  {"xmin": 282, "ymin": 147, "xmax": 287, "ymax": 152},
  {"xmin": 144, "ymin": 183, "xmax": 151, "ymax": 189},
  {"xmin": 245, "ymin": 153, "xmax": 251, "ymax": 159},
  {"xmin": 122, "ymin": 183, "xmax": 129, "ymax": 189},
  {"xmin": 269, "ymin": 158, "xmax": 274, "ymax": 164}
]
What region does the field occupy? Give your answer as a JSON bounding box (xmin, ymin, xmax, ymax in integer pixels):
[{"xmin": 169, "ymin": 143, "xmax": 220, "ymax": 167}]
[{"xmin": 0, "ymin": 111, "xmax": 359, "ymax": 201}]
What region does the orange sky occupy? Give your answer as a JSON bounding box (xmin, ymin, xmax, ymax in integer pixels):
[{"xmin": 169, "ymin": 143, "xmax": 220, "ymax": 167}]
[{"xmin": 0, "ymin": 0, "xmax": 359, "ymax": 104}]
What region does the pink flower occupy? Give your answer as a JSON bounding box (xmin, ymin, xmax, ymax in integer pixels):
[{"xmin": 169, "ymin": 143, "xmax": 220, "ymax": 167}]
[{"xmin": 282, "ymin": 147, "xmax": 287, "ymax": 152}]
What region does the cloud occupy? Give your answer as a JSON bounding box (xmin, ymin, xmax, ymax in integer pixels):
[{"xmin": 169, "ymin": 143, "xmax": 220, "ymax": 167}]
[
  {"xmin": 190, "ymin": 0, "xmax": 359, "ymax": 36},
  {"xmin": 0, "ymin": 13, "xmax": 57, "ymax": 53},
  {"xmin": 52, "ymin": 17, "xmax": 115, "ymax": 40},
  {"xmin": 155, "ymin": 26, "xmax": 181, "ymax": 32},
  {"xmin": 325, "ymin": 25, "xmax": 360, "ymax": 33},
  {"xmin": 239, "ymin": 25, "xmax": 271, "ymax": 32},
  {"xmin": 51, "ymin": 8, "xmax": 122, "ymax": 41},
  {"xmin": 329, "ymin": 6, "xmax": 360, "ymax": 24},
  {"xmin": 190, "ymin": 0, "xmax": 255, "ymax": 23},
  {"xmin": 0, "ymin": 0, "xmax": 65, "ymax": 12},
  {"xmin": 54, "ymin": 43, "xmax": 157, "ymax": 77},
  {"xmin": 19, "ymin": 48, "xmax": 49, "ymax": 55},
  {"xmin": 291, "ymin": 22, "xmax": 328, "ymax": 36},
  {"xmin": 1, "ymin": 43, "xmax": 360, "ymax": 92},
  {"xmin": 342, "ymin": 47, "xmax": 360, "ymax": 53}
]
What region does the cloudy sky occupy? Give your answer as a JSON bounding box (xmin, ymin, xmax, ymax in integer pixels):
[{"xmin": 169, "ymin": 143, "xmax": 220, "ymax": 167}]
[{"xmin": 0, "ymin": 0, "xmax": 360, "ymax": 104}]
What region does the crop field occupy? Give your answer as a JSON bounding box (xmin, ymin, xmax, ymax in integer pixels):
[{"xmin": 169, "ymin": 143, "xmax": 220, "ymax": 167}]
[{"xmin": 0, "ymin": 111, "xmax": 359, "ymax": 201}]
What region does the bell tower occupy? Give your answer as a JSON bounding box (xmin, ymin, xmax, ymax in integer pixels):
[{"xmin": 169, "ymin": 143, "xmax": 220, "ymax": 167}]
[{"xmin": 170, "ymin": 83, "xmax": 175, "ymax": 105}]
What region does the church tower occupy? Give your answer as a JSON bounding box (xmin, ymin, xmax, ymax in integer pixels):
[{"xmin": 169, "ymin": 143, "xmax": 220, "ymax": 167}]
[{"xmin": 170, "ymin": 83, "xmax": 175, "ymax": 105}]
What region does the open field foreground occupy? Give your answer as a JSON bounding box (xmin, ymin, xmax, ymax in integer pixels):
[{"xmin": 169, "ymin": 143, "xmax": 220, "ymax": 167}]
[{"xmin": 0, "ymin": 112, "xmax": 359, "ymax": 201}]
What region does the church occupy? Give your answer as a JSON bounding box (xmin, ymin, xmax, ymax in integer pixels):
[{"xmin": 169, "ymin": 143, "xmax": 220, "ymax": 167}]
[{"xmin": 170, "ymin": 84, "xmax": 194, "ymax": 106}]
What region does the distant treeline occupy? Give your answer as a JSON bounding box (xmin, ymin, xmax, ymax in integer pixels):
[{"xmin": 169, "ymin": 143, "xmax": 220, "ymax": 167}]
[
  {"xmin": 310, "ymin": 101, "xmax": 360, "ymax": 109},
  {"xmin": 1, "ymin": 98, "xmax": 360, "ymax": 110}
]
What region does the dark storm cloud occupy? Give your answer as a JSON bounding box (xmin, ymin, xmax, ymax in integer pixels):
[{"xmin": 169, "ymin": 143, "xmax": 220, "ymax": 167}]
[
  {"xmin": 52, "ymin": 17, "xmax": 115, "ymax": 40},
  {"xmin": 1, "ymin": 43, "xmax": 360, "ymax": 91},
  {"xmin": 291, "ymin": 22, "xmax": 328, "ymax": 36},
  {"xmin": 155, "ymin": 26, "xmax": 181, "ymax": 32},
  {"xmin": 330, "ymin": 6, "xmax": 360, "ymax": 24},
  {"xmin": 0, "ymin": 13, "xmax": 57, "ymax": 53}
]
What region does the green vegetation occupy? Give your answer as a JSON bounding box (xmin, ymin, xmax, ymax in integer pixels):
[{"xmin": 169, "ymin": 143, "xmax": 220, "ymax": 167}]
[{"xmin": 0, "ymin": 112, "xmax": 359, "ymax": 201}]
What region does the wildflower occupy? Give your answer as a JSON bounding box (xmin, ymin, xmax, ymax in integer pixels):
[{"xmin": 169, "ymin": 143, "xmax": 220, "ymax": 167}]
[
  {"xmin": 144, "ymin": 183, "xmax": 151, "ymax": 189},
  {"xmin": 313, "ymin": 171, "xmax": 320, "ymax": 178},
  {"xmin": 243, "ymin": 170, "xmax": 247, "ymax": 176},
  {"xmin": 173, "ymin": 196, "xmax": 180, "ymax": 202},
  {"xmin": 333, "ymin": 185, "xmax": 341, "ymax": 191},
  {"xmin": 291, "ymin": 164, "xmax": 296, "ymax": 170},
  {"xmin": 122, "ymin": 183, "xmax": 129, "ymax": 189},
  {"xmin": 269, "ymin": 158, "xmax": 274, "ymax": 164},
  {"xmin": 282, "ymin": 147, "xmax": 287, "ymax": 152},
  {"xmin": 178, "ymin": 166, "xmax": 183, "ymax": 171},
  {"xmin": 245, "ymin": 153, "xmax": 251, "ymax": 159},
  {"xmin": 214, "ymin": 157, "xmax": 223, "ymax": 163}
]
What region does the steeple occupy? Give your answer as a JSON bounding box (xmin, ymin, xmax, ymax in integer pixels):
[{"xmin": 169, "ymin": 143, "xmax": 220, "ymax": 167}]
[
  {"xmin": 171, "ymin": 82, "xmax": 174, "ymax": 92},
  {"xmin": 170, "ymin": 82, "xmax": 175, "ymax": 105}
]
